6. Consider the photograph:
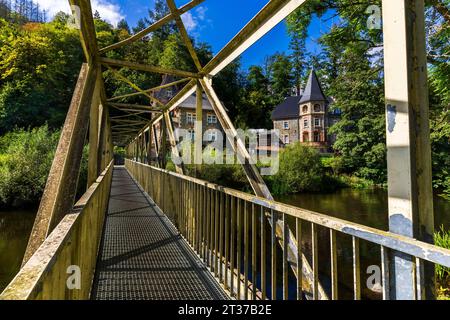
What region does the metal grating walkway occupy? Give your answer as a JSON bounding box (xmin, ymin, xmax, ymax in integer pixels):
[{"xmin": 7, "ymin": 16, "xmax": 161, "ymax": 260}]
[{"xmin": 91, "ymin": 166, "xmax": 228, "ymax": 300}]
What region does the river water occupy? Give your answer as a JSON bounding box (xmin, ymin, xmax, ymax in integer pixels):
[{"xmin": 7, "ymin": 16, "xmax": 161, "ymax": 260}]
[
  {"xmin": 0, "ymin": 189, "xmax": 448, "ymax": 296},
  {"xmin": 0, "ymin": 209, "xmax": 36, "ymax": 292}
]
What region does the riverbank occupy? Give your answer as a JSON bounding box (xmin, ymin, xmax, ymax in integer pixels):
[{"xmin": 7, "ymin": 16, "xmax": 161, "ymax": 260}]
[{"xmin": 0, "ymin": 208, "xmax": 36, "ymax": 292}]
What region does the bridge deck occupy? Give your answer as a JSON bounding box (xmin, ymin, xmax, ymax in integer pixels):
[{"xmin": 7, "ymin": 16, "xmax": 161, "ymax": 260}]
[{"xmin": 91, "ymin": 166, "xmax": 228, "ymax": 300}]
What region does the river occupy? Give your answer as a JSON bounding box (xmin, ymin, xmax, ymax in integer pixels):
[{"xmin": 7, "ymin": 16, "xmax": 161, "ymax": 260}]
[
  {"xmin": 0, "ymin": 209, "xmax": 36, "ymax": 292},
  {"xmin": 0, "ymin": 189, "xmax": 448, "ymax": 296}
]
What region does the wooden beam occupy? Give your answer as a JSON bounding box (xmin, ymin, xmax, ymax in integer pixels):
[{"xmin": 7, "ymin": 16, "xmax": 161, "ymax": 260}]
[
  {"xmin": 203, "ymin": 0, "xmax": 308, "ymax": 76},
  {"xmin": 69, "ymin": 0, "xmax": 99, "ymax": 63},
  {"xmin": 87, "ymin": 69, "xmax": 102, "ymax": 186},
  {"xmin": 99, "ymin": 0, "xmax": 205, "ymax": 53},
  {"xmin": 200, "ymin": 77, "xmax": 328, "ymax": 300},
  {"xmin": 107, "ymin": 102, "xmax": 161, "ymax": 111},
  {"xmin": 382, "ymin": 0, "xmax": 434, "ymax": 299},
  {"xmin": 22, "ymin": 63, "xmax": 98, "ymax": 265},
  {"xmin": 111, "ymin": 119, "xmax": 148, "ymax": 124},
  {"xmin": 164, "ymin": 112, "xmax": 184, "ymax": 174},
  {"xmin": 105, "ymin": 66, "xmax": 165, "ymax": 106},
  {"xmin": 166, "ymin": 0, "xmax": 203, "ymax": 71},
  {"xmin": 100, "ymin": 57, "xmax": 200, "ymax": 79},
  {"xmin": 107, "ymin": 77, "xmax": 190, "ymax": 102},
  {"xmin": 194, "ymin": 80, "xmax": 203, "ymax": 166}
]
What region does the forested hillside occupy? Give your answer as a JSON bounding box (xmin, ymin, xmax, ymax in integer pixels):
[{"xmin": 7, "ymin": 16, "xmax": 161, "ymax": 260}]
[{"xmin": 0, "ymin": 0, "xmax": 449, "ymax": 208}]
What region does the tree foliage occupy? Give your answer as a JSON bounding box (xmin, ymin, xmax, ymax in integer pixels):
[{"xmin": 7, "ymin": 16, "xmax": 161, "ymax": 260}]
[
  {"xmin": 0, "ymin": 17, "xmax": 83, "ymax": 133},
  {"xmin": 286, "ymin": 0, "xmax": 450, "ymax": 190}
]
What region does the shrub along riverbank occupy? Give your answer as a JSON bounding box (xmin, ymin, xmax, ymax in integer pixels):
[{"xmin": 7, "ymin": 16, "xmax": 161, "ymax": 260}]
[{"xmin": 0, "ymin": 125, "xmax": 88, "ymax": 209}]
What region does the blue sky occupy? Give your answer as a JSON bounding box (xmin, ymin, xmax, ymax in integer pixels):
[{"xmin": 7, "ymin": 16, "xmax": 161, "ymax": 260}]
[
  {"xmin": 37, "ymin": 0, "xmax": 336, "ymax": 71},
  {"xmin": 121, "ymin": 0, "xmax": 335, "ymax": 70}
]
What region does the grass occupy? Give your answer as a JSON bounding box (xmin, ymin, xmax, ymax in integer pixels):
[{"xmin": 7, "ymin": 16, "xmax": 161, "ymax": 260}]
[{"xmin": 434, "ymin": 225, "xmax": 450, "ymax": 300}]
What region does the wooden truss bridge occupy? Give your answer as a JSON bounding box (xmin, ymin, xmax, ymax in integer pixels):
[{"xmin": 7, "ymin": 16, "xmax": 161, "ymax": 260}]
[{"xmin": 1, "ymin": 0, "xmax": 450, "ymax": 300}]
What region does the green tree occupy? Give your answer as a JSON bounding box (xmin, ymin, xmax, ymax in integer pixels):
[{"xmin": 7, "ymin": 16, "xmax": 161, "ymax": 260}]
[
  {"xmin": 0, "ymin": 18, "xmax": 83, "ymax": 133},
  {"xmin": 267, "ymin": 143, "xmax": 325, "ymax": 195}
]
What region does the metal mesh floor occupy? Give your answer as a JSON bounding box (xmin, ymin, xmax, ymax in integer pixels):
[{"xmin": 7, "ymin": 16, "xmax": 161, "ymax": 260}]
[{"xmin": 91, "ymin": 166, "xmax": 228, "ymax": 300}]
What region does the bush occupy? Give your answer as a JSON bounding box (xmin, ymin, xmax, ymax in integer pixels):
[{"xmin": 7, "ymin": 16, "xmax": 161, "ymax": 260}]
[
  {"xmin": 267, "ymin": 143, "xmax": 325, "ymax": 195},
  {"xmin": 0, "ymin": 126, "xmax": 90, "ymax": 207},
  {"xmin": 0, "ymin": 125, "xmax": 59, "ymax": 207},
  {"xmin": 435, "ymin": 226, "xmax": 450, "ymax": 280},
  {"xmin": 185, "ymin": 163, "xmax": 250, "ymax": 192}
]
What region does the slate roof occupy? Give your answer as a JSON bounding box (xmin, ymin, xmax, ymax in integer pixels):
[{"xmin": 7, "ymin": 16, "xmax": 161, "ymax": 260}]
[
  {"xmin": 272, "ymin": 69, "xmax": 329, "ymax": 121},
  {"xmin": 179, "ymin": 92, "xmax": 214, "ymax": 111},
  {"xmin": 271, "ymin": 96, "xmax": 302, "ymax": 120},
  {"xmin": 299, "ymin": 69, "xmax": 327, "ymax": 103}
]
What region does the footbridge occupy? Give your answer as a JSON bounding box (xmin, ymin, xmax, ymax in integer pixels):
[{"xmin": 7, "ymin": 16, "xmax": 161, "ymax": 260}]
[{"xmin": 1, "ymin": 0, "xmax": 449, "ymax": 300}]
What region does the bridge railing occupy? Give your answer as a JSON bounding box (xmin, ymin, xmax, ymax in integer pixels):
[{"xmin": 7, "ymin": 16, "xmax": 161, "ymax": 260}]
[
  {"xmin": 0, "ymin": 160, "xmax": 114, "ymax": 300},
  {"xmin": 126, "ymin": 159, "xmax": 450, "ymax": 300}
]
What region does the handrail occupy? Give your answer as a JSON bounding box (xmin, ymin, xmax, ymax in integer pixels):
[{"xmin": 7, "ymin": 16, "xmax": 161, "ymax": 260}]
[
  {"xmin": 128, "ymin": 160, "xmax": 450, "ymax": 268},
  {"xmin": 126, "ymin": 159, "xmax": 450, "ymax": 300},
  {"xmin": 0, "ymin": 160, "xmax": 114, "ymax": 300}
]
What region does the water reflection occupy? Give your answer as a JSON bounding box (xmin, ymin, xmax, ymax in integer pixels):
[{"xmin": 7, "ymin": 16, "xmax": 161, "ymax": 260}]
[
  {"xmin": 0, "ymin": 210, "xmax": 36, "ymax": 292},
  {"xmin": 278, "ymin": 189, "xmax": 450, "ymax": 299}
]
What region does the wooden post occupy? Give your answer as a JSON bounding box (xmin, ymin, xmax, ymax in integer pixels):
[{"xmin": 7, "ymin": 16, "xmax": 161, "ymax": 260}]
[{"xmin": 382, "ymin": 0, "xmax": 434, "ymax": 299}]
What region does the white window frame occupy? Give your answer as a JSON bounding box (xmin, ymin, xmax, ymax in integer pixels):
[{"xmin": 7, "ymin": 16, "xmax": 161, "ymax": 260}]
[
  {"xmin": 187, "ymin": 112, "xmax": 196, "ymax": 124},
  {"xmin": 207, "ymin": 130, "xmax": 218, "ymax": 142},
  {"xmin": 207, "ymin": 114, "xmax": 217, "ymax": 124},
  {"xmin": 284, "ymin": 134, "xmax": 290, "ymax": 144},
  {"xmin": 314, "ymin": 117, "xmax": 321, "ymax": 127},
  {"xmin": 304, "ymin": 119, "xmax": 309, "ymax": 128},
  {"xmin": 283, "ymin": 121, "xmax": 289, "ymax": 129}
]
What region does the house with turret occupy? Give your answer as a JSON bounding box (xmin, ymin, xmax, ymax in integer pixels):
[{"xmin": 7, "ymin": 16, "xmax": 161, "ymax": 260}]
[{"xmin": 271, "ymin": 69, "xmax": 340, "ymax": 153}]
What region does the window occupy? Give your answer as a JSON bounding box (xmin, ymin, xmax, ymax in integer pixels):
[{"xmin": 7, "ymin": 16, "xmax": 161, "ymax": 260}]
[
  {"xmin": 207, "ymin": 114, "xmax": 217, "ymax": 124},
  {"xmin": 303, "ymin": 132, "xmax": 309, "ymax": 142},
  {"xmin": 314, "ymin": 104, "xmax": 321, "ymax": 112},
  {"xmin": 283, "ymin": 121, "xmax": 289, "ymax": 129},
  {"xmin": 166, "ymin": 89, "xmax": 173, "ymax": 99},
  {"xmin": 187, "ymin": 113, "xmax": 196, "ymax": 124},
  {"xmin": 314, "ymin": 118, "xmax": 321, "ymax": 127},
  {"xmin": 302, "ymin": 105, "xmax": 308, "ymax": 113},
  {"xmin": 314, "ymin": 132, "xmax": 320, "ymax": 142},
  {"xmin": 207, "ymin": 130, "xmax": 218, "ymax": 142},
  {"xmin": 303, "ymin": 119, "xmax": 309, "ymax": 128},
  {"xmin": 284, "ymin": 134, "xmax": 290, "ymax": 144}
]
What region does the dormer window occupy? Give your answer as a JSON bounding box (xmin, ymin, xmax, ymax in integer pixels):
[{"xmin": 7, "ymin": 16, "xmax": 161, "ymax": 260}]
[
  {"xmin": 302, "ymin": 105, "xmax": 308, "ymax": 113},
  {"xmin": 314, "ymin": 104, "xmax": 321, "ymax": 112}
]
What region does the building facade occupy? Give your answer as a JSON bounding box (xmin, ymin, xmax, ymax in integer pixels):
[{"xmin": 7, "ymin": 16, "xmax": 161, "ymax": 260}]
[
  {"xmin": 154, "ymin": 75, "xmax": 224, "ymax": 145},
  {"xmin": 272, "ymin": 70, "xmax": 340, "ymax": 152}
]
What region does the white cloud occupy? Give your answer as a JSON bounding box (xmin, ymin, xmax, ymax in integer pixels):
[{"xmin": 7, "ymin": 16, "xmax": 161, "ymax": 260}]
[
  {"xmin": 34, "ymin": 0, "xmax": 125, "ymax": 26},
  {"xmin": 181, "ymin": 11, "xmax": 197, "ymax": 32},
  {"xmin": 180, "ymin": 6, "xmax": 208, "ymax": 33},
  {"xmin": 195, "ymin": 6, "xmax": 207, "ymax": 21}
]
